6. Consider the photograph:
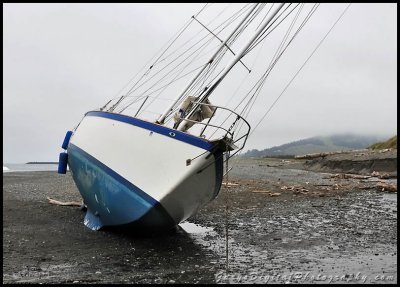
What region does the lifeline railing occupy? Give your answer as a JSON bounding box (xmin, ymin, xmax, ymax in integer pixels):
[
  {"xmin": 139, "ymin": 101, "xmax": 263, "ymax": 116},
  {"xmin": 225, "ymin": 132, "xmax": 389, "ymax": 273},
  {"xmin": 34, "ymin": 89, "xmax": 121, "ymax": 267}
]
[
  {"xmin": 104, "ymin": 95, "xmax": 251, "ymax": 155},
  {"xmin": 175, "ymin": 101, "xmax": 251, "ymax": 155}
]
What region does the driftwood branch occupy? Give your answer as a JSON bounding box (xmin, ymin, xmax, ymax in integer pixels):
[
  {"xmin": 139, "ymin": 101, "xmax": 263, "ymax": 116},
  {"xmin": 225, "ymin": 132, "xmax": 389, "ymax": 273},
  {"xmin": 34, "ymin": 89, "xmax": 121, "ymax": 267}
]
[
  {"xmin": 47, "ymin": 197, "xmax": 83, "ymax": 207},
  {"xmin": 222, "ymin": 182, "xmax": 239, "ymax": 187}
]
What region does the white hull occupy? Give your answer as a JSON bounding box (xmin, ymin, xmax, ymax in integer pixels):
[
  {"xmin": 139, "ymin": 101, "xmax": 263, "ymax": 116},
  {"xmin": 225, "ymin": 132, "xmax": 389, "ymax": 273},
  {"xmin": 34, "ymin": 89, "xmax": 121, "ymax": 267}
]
[{"xmin": 67, "ymin": 111, "xmax": 223, "ymax": 230}]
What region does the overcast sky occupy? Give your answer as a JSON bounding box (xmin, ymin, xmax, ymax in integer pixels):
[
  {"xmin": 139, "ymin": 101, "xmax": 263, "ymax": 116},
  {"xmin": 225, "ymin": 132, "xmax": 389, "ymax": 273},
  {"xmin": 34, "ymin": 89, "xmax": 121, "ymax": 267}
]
[{"xmin": 3, "ymin": 3, "xmax": 397, "ymax": 163}]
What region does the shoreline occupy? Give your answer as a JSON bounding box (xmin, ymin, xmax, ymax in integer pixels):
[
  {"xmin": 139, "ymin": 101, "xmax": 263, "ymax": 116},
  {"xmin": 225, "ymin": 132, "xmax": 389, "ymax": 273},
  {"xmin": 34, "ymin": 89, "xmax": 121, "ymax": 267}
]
[{"xmin": 3, "ymin": 156, "xmax": 397, "ymax": 284}]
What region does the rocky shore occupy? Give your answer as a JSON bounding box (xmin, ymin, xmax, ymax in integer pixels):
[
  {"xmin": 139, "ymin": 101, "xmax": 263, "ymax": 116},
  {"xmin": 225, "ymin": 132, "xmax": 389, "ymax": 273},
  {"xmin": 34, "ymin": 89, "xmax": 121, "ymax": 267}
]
[
  {"xmin": 300, "ymin": 148, "xmax": 397, "ymax": 176},
  {"xmin": 3, "ymin": 149, "xmax": 397, "ymax": 283}
]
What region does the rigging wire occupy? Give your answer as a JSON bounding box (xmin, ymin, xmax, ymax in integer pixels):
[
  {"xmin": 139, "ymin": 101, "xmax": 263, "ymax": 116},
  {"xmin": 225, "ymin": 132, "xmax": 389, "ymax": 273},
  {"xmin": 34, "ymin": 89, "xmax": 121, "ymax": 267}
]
[
  {"xmin": 107, "ymin": 16, "xmax": 196, "ymax": 112},
  {"xmin": 233, "ymin": 5, "xmax": 306, "ymax": 138},
  {"xmin": 118, "ymin": 4, "xmax": 253, "ymax": 115},
  {"xmin": 147, "ymin": 4, "xmax": 259, "ymax": 121},
  {"xmin": 235, "ymin": 3, "xmax": 318, "ymax": 120},
  {"xmin": 191, "ymin": 4, "xmax": 262, "ymax": 92},
  {"xmin": 138, "ymin": 38, "xmax": 216, "ymax": 96},
  {"xmin": 187, "ymin": 4, "xmax": 266, "ymax": 103},
  {"xmin": 117, "ymin": 31, "xmax": 218, "ymax": 110},
  {"xmin": 209, "ymin": 4, "xmax": 275, "ymax": 125},
  {"xmin": 134, "ymin": 4, "xmax": 252, "ymax": 95},
  {"xmin": 134, "ymin": 18, "xmax": 244, "ymax": 117},
  {"xmin": 244, "ymin": 3, "xmax": 295, "ymax": 56},
  {"xmin": 162, "ymin": 4, "xmax": 257, "ymax": 114},
  {"xmin": 207, "ymin": 3, "xmax": 304, "ymax": 139},
  {"xmin": 235, "ymin": 4, "xmax": 321, "ymax": 139},
  {"xmin": 111, "ymin": 2, "xmax": 352, "ymax": 157},
  {"xmin": 254, "ymin": 3, "xmax": 274, "ymax": 31},
  {"xmin": 118, "ymin": 63, "xmax": 207, "ymax": 113},
  {"xmin": 126, "ymin": 3, "xmax": 208, "ymax": 85},
  {"xmin": 249, "ymin": 3, "xmax": 352, "ymax": 138},
  {"xmin": 109, "ymin": 3, "xmax": 212, "ymax": 112},
  {"xmin": 152, "ymin": 4, "xmax": 247, "ymax": 70},
  {"xmin": 160, "ymin": 48, "xmax": 228, "ymax": 124},
  {"xmin": 124, "ymin": 31, "xmax": 214, "ymax": 97},
  {"xmin": 239, "ymin": 4, "xmax": 306, "ymax": 121}
]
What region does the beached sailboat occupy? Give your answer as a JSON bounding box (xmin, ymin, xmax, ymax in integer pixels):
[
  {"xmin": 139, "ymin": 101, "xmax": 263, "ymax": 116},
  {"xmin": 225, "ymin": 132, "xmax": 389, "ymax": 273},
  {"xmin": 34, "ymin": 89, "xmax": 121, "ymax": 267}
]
[{"xmin": 58, "ymin": 3, "xmax": 349, "ymax": 231}]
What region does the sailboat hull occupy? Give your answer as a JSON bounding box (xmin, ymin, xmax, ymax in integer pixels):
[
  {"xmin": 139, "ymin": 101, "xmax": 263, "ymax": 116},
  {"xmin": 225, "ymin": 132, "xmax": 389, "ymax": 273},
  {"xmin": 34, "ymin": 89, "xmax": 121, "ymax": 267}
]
[{"xmin": 67, "ymin": 111, "xmax": 223, "ymax": 231}]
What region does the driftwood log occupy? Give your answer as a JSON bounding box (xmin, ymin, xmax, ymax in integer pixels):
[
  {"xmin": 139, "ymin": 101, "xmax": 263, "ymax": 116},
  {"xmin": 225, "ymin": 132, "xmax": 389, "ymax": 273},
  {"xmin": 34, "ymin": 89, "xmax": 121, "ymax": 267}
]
[
  {"xmin": 330, "ymin": 173, "xmax": 371, "ymax": 179},
  {"xmin": 47, "ymin": 197, "xmax": 83, "ymax": 207},
  {"xmin": 295, "ymin": 149, "xmax": 369, "ymax": 160},
  {"xmin": 375, "ymin": 182, "xmax": 397, "ymax": 192}
]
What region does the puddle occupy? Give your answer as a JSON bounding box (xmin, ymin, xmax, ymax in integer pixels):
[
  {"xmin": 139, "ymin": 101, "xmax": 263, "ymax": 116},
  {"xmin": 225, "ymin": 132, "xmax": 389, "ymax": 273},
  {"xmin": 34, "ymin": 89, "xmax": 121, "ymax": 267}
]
[
  {"xmin": 178, "ymin": 221, "xmax": 224, "ymax": 256},
  {"xmin": 179, "ymin": 221, "xmax": 270, "ymax": 277},
  {"xmin": 179, "ymin": 222, "xmax": 215, "ymax": 234}
]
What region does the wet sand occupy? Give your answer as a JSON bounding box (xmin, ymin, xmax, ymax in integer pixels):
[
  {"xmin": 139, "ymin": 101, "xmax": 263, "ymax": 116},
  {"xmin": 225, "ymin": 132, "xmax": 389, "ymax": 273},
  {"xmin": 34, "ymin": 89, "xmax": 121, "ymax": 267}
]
[{"xmin": 3, "ymin": 156, "xmax": 397, "ymax": 284}]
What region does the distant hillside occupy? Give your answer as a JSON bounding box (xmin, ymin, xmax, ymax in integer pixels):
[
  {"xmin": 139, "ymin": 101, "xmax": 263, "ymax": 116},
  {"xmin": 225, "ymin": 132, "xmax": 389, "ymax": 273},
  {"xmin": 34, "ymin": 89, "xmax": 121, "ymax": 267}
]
[
  {"xmin": 368, "ymin": 135, "xmax": 397, "ymax": 150},
  {"xmin": 242, "ymin": 134, "xmax": 386, "ymax": 158}
]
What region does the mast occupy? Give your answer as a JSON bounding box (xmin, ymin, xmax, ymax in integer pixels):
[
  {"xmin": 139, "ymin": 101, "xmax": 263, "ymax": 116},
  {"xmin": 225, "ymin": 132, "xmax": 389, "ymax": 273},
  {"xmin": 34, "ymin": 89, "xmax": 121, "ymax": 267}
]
[
  {"xmin": 156, "ymin": 3, "xmax": 260, "ymax": 124},
  {"xmin": 177, "ymin": 3, "xmax": 285, "ymax": 132}
]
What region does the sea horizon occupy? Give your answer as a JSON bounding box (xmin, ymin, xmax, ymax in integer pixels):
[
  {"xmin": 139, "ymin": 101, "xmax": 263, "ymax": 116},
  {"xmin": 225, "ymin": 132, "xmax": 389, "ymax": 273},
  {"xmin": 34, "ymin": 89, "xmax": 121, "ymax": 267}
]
[{"xmin": 3, "ymin": 163, "xmax": 60, "ymax": 172}]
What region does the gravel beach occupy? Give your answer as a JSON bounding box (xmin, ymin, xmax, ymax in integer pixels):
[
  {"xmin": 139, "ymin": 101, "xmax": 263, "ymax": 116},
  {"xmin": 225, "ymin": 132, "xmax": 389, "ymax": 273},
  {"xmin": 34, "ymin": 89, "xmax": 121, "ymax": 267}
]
[{"xmin": 3, "ymin": 153, "xmax": 397, "ymax": 284}]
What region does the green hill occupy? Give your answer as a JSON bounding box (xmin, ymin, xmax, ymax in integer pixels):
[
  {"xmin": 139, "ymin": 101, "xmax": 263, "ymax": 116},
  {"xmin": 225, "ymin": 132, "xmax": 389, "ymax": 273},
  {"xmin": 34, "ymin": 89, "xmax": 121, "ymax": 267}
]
[
  {"xmin": 242, "ymin": 134, "xmax": 387, "ymax": 158},
  {"xmin": 368, "ymin": 135, "xmax": 397, "ymax": 150}
]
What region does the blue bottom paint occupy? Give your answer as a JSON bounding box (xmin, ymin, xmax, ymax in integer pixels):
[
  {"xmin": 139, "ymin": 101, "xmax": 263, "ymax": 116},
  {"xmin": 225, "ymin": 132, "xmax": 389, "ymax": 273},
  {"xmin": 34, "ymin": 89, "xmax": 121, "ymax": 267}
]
[
  {"xmin": 68, "ymin": 144, "xmax": 175, "ymax": 231},
  {"xmin": 84, "ymin": 209, "xmax": 104, "ymax": 231}
]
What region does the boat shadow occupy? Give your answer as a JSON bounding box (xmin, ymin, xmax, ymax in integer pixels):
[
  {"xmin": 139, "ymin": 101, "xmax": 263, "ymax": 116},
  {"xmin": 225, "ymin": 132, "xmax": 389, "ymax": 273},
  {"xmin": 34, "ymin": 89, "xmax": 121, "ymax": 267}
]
[{"xmin": 102, "ymin": 224, "xmax": 187, "ymax": 238}]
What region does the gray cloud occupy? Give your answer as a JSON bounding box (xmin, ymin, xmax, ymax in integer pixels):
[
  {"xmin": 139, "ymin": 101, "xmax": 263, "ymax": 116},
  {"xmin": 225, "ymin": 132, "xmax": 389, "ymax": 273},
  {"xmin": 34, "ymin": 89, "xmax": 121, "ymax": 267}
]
[{"xmin": 3, "ymin": 3, "xmax": 397, "ymax": 162}]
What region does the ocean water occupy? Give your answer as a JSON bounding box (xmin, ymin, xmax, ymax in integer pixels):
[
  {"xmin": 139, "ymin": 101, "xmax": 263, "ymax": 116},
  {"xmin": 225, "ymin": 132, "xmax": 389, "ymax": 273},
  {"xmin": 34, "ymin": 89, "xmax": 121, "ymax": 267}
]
[{"xmin": 3, "ymin": 163, "xmax": 60, "ymax": 173}]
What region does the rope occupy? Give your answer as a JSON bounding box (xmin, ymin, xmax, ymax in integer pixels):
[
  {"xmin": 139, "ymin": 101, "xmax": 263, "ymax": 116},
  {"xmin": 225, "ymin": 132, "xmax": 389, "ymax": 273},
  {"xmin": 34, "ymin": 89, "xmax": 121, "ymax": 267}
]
[{"xmin": 224, "ymin": 151, "xmax": 230, "ymax": 272}]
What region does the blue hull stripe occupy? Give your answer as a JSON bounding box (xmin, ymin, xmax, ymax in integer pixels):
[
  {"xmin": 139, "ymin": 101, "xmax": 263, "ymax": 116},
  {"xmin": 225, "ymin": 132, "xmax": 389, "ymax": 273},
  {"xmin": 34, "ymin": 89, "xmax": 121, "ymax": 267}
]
[
  {"xmin": 86, "ymin": 111, "xmax": 214, "ymax": 150},
  {"xmin": 68, "ymin": 143, "xmax": 174, "ymax": 228}
]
